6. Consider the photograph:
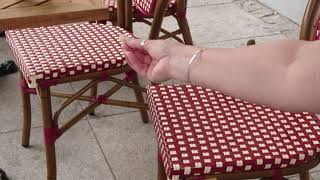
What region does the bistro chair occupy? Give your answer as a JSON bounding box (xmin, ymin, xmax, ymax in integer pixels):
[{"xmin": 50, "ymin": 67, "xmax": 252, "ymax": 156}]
[
  {"xmin": 147, "ymin": 0, "xmax": 320, "ymax": 179},
  {"xmin": 5, "ymin": 1, "xmax": 148, "ymax": 180},
  {"xmin": 103, "ymin": 0, "xmax": 193, "ymax": 44}
]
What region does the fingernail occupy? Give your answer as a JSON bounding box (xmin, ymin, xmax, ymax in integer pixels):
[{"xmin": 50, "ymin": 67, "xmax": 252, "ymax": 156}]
[
  {"xmin": 119, "ymin": 34, "xmax": 128, "ymax": 43},
  {"xmin": 119, "ymin": 34, "xmax": 130, "ymax": 43}
]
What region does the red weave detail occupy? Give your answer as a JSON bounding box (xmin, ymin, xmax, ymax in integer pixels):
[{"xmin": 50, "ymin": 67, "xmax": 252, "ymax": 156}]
[
  {"xmin": 38, "ymin": 79, "xmax": 59, "ymax": 88},
  {"xmin": 44, "ymin": 125, "xmax": 61, "ymax": 145},
  {"xmin": 124, "ymin": 70, "xmax": 137, "ymax": 82},
  {"xmin": 158, "ymin": 149, "xmax": 163, "ymax": 161},
  {"xmin": 272, "ymin": 169, "xmax": 282, "ymax": 180},
  {"xmin": 20, "ymin": 79, "xmax": 37, "ymax": 94},
  {"xmin": 134, "ymin": 0, "xmax": 156, "ymax": 16},
  {"xmin": 174, "ymin": 10, "xmax": 186, "ymax": 18},
  {"xmin": 315, "ymin": 18, "xmax": 320, "ymax": 40},
  {"xmin": 92, "ymin": 95, "xmax": 108, "ymax": 104},
  {"xmin": 100, "ymin": 74, "xmax": 108, "ymax": 81}
]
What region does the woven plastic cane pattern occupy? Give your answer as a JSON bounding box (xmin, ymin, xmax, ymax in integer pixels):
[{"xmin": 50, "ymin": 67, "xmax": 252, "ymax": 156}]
[
  {"xmin": 6, "ymin": 23, "xmax": 130, "ymax": 88},
  {"xmin": 147, "ymin": 84, "xmax": 320, "ymax": 180},
  {"xmin": 133, "ymin": 0, "xmax": 176, "ymax": 16},
  {"xmin": 104, "ymin": 0, "xmax": 176, "ymax": 16},
  {"xmin": 315, "ymin": 18, "xmax": 320, "ymax": 40},
  {"xmin": 103, "ymin": 0, "xmax": 136, "ymax": 12}
]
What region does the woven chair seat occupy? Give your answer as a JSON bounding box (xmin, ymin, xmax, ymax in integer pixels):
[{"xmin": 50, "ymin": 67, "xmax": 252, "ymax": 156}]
[
  {"xmin": 147, "ymin": 84, "xmax": 320, "ymax": 180},
  {"xmin": 104, "ymin": 0, "xmax": 177, "ymax": 16},
  {"xmin": 6, "ymin": 23, "xmax": 130, "ymax": 88}
]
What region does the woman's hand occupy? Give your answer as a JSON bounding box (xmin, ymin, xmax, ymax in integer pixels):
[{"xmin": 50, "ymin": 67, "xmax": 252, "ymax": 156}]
[{"xmin": 122, "ymin": 38, "xmax": 199, "ymax": 83}]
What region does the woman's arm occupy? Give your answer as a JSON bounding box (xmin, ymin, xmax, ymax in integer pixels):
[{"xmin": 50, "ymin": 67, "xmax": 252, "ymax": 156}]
[{"xmin": 123, "ymin": 38, "xmax": 320, "ymax": 112}]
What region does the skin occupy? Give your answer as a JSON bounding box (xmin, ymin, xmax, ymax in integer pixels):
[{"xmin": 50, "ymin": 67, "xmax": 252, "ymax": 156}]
[{"xmin": 122, "ymin": 38, "xmax": 320, "ymax": 113}]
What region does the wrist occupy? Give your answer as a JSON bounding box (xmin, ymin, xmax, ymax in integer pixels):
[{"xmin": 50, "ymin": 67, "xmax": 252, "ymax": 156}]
[{"xmin": 168, "ymin": 45, "xmax": 202, "ymax": 82}]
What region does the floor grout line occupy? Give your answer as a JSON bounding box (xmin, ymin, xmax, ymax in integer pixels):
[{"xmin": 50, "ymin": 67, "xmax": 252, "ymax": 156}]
[
  {"xmin": 253, "ymin": 0, "xmax": 300, "ymax": 26},
  {"xmin": 0, "ymin": 125, "xmax": 42, "ymax": 135},
  {"xmin": 86, "ymin": 110, "xmax": 139, "ymax": 121},
  {"xmin": 187, "ymin": 1, "xmax": 235, "ymax": 9},
  {"xmin": 195, "ymin": 32, "xmax": 283, "ymax": 45},
  {"xmin": 86, "ymin": 119, "xmax": 118, "ymax": 180},
  {"xmin": 72, "ymin": 85, "xmax": 119, "ymax": 180}
]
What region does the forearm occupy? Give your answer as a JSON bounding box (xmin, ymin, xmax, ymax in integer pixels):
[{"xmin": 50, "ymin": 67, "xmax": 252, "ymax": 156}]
[{"xmin": 170, "ymin": 40, "xmax": 319, "ymax": 112}]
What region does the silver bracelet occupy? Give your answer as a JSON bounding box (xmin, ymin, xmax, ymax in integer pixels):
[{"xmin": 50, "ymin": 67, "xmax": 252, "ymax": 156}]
[{"xmin": 187, "ymin": 49, "xmax": 202, "ymax": 83}]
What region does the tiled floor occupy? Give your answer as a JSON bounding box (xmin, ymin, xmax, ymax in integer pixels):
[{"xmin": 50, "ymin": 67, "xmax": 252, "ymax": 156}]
[{"xmin": 0, "ymin": 0, "xmax": 319, "ymax": 179}]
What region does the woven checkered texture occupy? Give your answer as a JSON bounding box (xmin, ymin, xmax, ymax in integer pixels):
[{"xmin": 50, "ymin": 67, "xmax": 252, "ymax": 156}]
[
  {"xmin": 147, "ymin": 84, "xmax": 320, "ymax": 180},
  {"xmin": 103, "ymin": 0, "xmax": 136, "ymax": 12},
  {"xmin": 104, "ymin": 0, "xmax": 176, "ymax": 16},
  {"xmin": 6, "ymin": 23, "xmax": 130, "ymax": 88},
  {"xmin": 133, "ymin": 0, "xmax": 176, "ymax": 16},
  {"xmin": 316, "ymin": 18, "xmax": 320, "ymax": 40}
]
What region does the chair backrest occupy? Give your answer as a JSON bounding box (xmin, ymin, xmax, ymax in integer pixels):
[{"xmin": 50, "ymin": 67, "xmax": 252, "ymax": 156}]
[
  {"xmin": 134, "ymin": 0, "xmax": 157, "ymax": 15},
  {"xmin": 300, "ymin": 0, "xmax": 320, "ymax": 40},
  {"xmin": 134, "ymin": 0, "xmax": 179, "ymax": 16}
]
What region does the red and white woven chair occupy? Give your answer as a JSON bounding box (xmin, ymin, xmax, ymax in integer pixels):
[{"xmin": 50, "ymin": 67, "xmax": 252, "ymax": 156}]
[
  {"xmin": 104, "ymin": 0, "xmax": 193, "ymax": 44},
  {"xmin": 147, "ymin": 0, "xmax": 320, "ymax": 179},
  {"xmin": 148, "ymin": 85, "xmax": 320, "ymax": 180},
  {"xmin": 5, "ymin": 2, "xmax": 148, "ymax": 180}
]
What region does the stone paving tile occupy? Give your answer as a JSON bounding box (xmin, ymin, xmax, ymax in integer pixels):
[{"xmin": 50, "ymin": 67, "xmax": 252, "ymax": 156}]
[
  {"xmin": 134, "ymin": 1, "xmax": 293, "ymax": 45},
  {"xmin": 0, "ymin": 72, "xmax": 82, "ymax": 133},
  {"xmin": 0, "ymin": 37, "xmax": 14, "ymax": 61},
  {"xmin": 311, "ymin": 164, "xmax": 320, "ymax": 173},
  {"xmin": 311, "ymin": 171, "xmax": 320, "ymax": 180},
  {"xmin": 287, "ymin": 174, "xmax": 316, "ymax": 180},
  {"xmin": 188, "ymin": 0, "xmax": 234, "ymax": 7},
  {"xmin": 282, "ymin": 30, "xmax": 300, "ymax": 40},
  {"xmin": 235, "ymin": 0, "xmax": 274, "ymax": 18},
  {"xmin": 89, "ymin": 112, "xmax": 156, "ymax": 180},
  {"xmin": 234, "ymin": 0, "xmax": 299, "ymax": 32},
  {"xmin": 185, "ymin": 3, "xmax": 283, "ymax": 44},
  {"xmin": 198, "ymin": 33, "xmax": 288, "ymax": 48},
  {"xmin": 0, "ymin": 121, "xmax": 115, "ymax": 180}
]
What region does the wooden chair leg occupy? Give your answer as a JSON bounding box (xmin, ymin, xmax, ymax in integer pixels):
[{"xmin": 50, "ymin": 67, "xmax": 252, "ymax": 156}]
[
  {"xmin": 158, "ymin": 158, "xmax": 167, "ymax": 180},
  {"xmin": 300, "ymin": 171, "xmax": 310, "ymax": 180},
  {"xmin": 20, "ymin": 76, "xmax": 32, "ymax": 148},
  {"xmin": 131, "ymin": 73, "xmax": 149, "ymax": 123},
  {"xmin": 89, "ymin": 83, "xmax": 98, "ymax": 115},
  {"xmin": 39, "ymin": 88, "xmax": 57, "ymax": 180},
  {"xmin": 176, "ymin": 16, "xmax": 193, "ymax": 45},
  {"xmin": 149, "ymin": 0, "xmax": 170, "ymax": 40}
]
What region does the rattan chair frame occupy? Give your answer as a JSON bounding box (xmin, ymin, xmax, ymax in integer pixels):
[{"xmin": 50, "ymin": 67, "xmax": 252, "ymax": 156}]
[
  {"xmin": 18, "ymin": 1, "xmax": 150, "ymax": 180},
  {"xmin": 108, "ymin": 0, "xmax": 193, "ymax": 44}
]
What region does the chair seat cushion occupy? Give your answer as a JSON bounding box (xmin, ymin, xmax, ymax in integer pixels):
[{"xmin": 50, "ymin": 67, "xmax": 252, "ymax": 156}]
[
  {"xmin": 104, "ymin": 0, "xmax": 177, "ymax": 16},
  {"xmin": 147, "ymin": 84, "xmax": 320, "ymax": 180},
  {"xmin": 6, "ymin": 23, "xmax": 130, "ymax": 88}
]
